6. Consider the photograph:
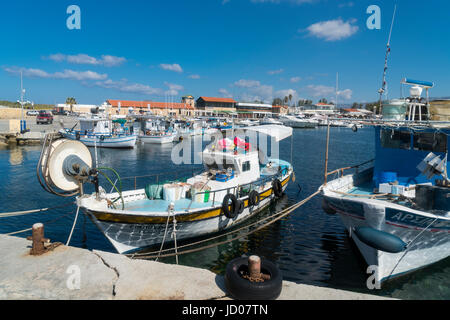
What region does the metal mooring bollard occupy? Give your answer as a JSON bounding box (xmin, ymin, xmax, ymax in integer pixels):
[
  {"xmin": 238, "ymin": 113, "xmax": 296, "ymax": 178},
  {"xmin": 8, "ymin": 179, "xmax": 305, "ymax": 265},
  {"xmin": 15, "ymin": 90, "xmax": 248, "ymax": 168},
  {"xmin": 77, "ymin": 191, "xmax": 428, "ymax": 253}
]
[
  {"xmin": 29, "ymin": 223, "xmax": 49, "ymax": 255},
  {"xmin": 248, "ymin": 255, "xmax": 271, "ymax": 281},
  {"xmin": 248, "ymin": 255, "xmax": 261, "ymax": 279}
]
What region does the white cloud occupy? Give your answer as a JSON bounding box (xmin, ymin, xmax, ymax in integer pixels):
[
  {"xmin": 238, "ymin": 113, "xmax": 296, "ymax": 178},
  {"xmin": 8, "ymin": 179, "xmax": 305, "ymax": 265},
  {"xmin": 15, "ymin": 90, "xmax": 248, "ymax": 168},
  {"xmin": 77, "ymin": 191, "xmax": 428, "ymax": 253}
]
[
  {"xmin": 290, "ymin": 76, "xmax": 301, "ymax": 83},
  {"xmin": 95, "ymin": 79, "xmax": 163, "ymax": 96},
  {"xmin": 164, "ymin": 82, "xmax": 184, "ymax": 96},
  {"xmin": 218, "ymin": 88, "xmax": 233, "ymax": 98},
  {"xmin": 251, "ymin": 0, "xmax": 315, "ymax": 4},
  {"xmin": 267, "ymin": 69, "xmax": 284, "ymax": 75},
  {"xmin": 338, "ymin": 2, "xmax": 354, "ymax": 8},
  {"xmin": 234, "ymin": 79, "xmax": 261, "ymax": 88},
  {"xmin": 159, "ymin": 63, "xmax": 183, "ymax": 73},
  {"xmin": 337, "ymin": 89, "xmax": 353, "ymax": 100},
  {"xmin": 4, "ymin": 66, "xmax": 107, "ymax": 81},
  {"xmin": 189, "ymin": 74, "xmax": 201, "ymax": 79},
  {"xmin": 306, "ymin": 84, "xmax": 352, "ymax": 100},
  {"xmin": 305, "ymin": 18, "xmax": 358, "ymax": 41},
  {"xmin": 46, "ymin": 54, "xmax": 126, "ymax": 67}
]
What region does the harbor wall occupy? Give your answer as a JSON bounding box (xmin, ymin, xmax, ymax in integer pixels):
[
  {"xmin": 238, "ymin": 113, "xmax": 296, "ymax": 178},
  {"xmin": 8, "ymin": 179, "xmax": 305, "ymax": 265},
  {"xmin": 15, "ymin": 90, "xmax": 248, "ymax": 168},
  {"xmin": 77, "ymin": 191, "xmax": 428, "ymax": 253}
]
[{"xmin": 0, "ymin": 234, "xmax": 392, "ymax": 300}]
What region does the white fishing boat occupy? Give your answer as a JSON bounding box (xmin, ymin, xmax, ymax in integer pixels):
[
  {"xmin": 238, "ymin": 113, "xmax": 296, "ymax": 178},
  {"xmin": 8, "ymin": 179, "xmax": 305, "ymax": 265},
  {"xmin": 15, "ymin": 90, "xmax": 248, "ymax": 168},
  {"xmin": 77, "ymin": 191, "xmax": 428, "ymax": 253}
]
[
  {"xmin": 38, "ymin": 125, "xmax": 294, "ymax": 254},
  {"xmin": 137, "ymin": 117, "xmax": 177, "ymax": 144},
  {"xmin": 60, "ymin": 116, "xmax": 137, "ymax": 148},
  {"xmin": 321, "ymin": 80, "xmax": 450, "ymax": 284}
]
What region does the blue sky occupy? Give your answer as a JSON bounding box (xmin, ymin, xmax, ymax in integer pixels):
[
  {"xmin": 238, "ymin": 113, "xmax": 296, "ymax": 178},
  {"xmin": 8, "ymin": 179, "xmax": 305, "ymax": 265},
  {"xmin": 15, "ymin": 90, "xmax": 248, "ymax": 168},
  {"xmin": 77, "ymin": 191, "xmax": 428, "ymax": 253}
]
[{"xmin": 0, "ymin": 0, "xmax": 449, "ymax": 106}]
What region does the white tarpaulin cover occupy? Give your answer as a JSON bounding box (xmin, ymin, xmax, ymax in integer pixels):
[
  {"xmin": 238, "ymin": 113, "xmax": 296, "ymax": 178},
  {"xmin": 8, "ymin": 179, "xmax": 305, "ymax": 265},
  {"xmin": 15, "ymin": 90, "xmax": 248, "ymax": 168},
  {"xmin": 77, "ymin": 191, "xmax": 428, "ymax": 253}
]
[{"xmin": 241, "ymin": 125, "xmax": 293, "ymax": 142}]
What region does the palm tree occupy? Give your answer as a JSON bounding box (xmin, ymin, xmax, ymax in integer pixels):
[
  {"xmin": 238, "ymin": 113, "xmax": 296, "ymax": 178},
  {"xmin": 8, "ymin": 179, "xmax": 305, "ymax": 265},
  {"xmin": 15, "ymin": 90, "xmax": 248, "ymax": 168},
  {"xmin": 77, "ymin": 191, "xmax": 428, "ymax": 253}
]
[
  {"xmin": 284, "ymin": 96, "xmax": 288, "ymax": 106},
  {"xmin": 288, "ymin": 94, "xmax": 292, "ymax": 106},
  {"xmin": 66, "ymin": 97, "xmax": 77, "ymax": 114}
]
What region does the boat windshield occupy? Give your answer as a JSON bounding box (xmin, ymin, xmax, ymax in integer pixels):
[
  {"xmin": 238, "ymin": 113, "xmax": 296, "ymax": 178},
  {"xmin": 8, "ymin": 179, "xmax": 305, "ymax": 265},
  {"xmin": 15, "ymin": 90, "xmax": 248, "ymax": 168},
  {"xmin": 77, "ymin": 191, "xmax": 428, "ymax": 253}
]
[{"xmin": 380, "ymin": 128, "xmax": 447, "ymax": 153}]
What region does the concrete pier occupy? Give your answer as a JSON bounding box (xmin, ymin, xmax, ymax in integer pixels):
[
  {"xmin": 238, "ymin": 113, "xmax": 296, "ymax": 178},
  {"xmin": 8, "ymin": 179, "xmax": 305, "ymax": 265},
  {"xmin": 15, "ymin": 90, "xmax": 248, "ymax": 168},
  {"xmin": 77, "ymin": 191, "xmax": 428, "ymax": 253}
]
[{"xmin": 0, "ymin": 234, "xmax": 392, "ymax": 300}]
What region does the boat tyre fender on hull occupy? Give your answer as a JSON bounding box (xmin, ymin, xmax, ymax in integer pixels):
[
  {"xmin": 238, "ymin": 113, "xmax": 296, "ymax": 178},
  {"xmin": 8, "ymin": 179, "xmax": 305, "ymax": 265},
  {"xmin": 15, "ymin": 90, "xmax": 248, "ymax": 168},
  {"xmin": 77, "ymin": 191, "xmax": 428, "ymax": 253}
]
[
  {"xmin": 223, "ymin": 194, "xmax": 239, "ymax": 219},
  {"xmin": 225, "ymin": 257, "xmax": 283, "ymax": 300},
  {"xmin": 272, "ymin": 179, "xmax": 283, "ymax": 198},
  {"xmin": 248, "ymin": 190, "xmax": 260, "ymax": 206}
]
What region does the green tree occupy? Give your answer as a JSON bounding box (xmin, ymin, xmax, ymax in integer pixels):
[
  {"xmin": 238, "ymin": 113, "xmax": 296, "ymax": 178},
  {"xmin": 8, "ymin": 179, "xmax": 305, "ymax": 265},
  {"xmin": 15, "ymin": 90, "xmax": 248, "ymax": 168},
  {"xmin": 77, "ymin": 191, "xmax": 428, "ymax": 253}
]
[
  {"xmin": 66, "ymin": 97, "xmax": 77, "ymax": 113},
  {"xmin": 272, "ymin": 98, "xmax": 283, "ymax": 106}
]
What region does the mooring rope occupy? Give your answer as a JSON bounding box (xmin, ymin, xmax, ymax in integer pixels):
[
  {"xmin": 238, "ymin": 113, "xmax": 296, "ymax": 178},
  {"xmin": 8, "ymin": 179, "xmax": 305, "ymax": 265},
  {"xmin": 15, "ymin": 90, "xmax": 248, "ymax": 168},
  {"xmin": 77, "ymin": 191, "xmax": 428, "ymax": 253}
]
[
  {"xmin": 129, "ymin": 190, "xmax": 320, "ymax": 260},
  {"xmin": 4, "ymin": 211, "xmax": 75, "ymax": 236},
  {"xmin": 66, "ymin": 206, "xmax": 80, "ymax": 246},
  {"xmin": 0, "ymin": 201, "xmax": 75, "ymax": 218}
]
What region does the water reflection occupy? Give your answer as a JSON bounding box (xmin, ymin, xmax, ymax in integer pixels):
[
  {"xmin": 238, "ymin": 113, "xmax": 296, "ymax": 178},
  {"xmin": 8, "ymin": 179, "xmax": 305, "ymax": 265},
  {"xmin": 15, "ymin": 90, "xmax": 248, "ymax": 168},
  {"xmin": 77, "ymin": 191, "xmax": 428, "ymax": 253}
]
[{"xmin": 9, "ymin": 146, "xmax": 24, "ymax": 166}]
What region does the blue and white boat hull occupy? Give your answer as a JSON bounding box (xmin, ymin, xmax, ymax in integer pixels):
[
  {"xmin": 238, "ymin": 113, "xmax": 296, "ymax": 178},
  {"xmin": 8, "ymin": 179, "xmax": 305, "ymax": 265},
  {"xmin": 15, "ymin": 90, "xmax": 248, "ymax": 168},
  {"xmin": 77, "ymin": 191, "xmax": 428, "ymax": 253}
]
[
  {"xmin": 61, "ymin": 130, "xmax": 137, "ymax": 148},
  {"xmin": 322, "ymin": 168, "xmax": 450, "ymax": 283}
]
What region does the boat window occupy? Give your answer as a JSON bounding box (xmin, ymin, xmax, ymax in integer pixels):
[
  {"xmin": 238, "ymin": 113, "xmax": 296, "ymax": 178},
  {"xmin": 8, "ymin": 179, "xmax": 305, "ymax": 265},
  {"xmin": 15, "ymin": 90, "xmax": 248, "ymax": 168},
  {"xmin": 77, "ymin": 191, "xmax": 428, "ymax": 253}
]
[
  {"xmin": 413, "ymin": 132, "xmax": 447, "ymax": 153},
  {"xmin": 380, "ymin": 129, "xmax": 411, "ymax": 150},
  {"xmin": 242, "ymin": 161, "xmax": 251, "ymax": 172}
]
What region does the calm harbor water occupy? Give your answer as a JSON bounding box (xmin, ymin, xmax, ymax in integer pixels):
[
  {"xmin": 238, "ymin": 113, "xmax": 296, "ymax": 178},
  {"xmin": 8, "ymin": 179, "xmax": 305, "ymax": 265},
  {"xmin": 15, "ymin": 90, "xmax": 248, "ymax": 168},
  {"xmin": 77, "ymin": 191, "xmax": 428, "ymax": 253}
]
[{"xmin": 1, "ymin": 126, "xmax": 449, "ymax": 299}]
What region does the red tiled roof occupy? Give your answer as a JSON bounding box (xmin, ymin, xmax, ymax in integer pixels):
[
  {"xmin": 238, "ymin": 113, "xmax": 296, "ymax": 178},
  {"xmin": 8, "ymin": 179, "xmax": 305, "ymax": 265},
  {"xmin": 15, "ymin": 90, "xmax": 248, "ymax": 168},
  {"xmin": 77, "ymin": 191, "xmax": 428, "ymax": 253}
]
[
  {"xmin": 198, "ymin": 97, "xmax": 236, "ymax": 103},
  {"xmin": 343, "ymin": 108, "xmax": 360, "ymax": 112},
  {"xmin": 272, "ymin": 105, "xmax": 288, "ymax": 108},
  {"xmin": 107, "ymin": 100, "xmax": 194, "ymax": 109}
]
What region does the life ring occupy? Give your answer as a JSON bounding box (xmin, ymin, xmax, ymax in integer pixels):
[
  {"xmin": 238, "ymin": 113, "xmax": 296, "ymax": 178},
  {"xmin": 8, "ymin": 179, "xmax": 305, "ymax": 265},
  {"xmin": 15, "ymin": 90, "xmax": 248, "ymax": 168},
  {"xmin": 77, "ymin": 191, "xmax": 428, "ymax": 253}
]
[
  {"xmin": 248, "ymin": 190, "xmax": 260, "ymax": 206},
  {"xmin": 225, "ymin": 257, "xmax": 283, "ymax": 300},
  {"xmin": 223, "ymin": 194, "xmax": 239, "ymax": 219},
  {"xmin": 272, "ymin": 179, "xmax": 283, "ymax": 198}
]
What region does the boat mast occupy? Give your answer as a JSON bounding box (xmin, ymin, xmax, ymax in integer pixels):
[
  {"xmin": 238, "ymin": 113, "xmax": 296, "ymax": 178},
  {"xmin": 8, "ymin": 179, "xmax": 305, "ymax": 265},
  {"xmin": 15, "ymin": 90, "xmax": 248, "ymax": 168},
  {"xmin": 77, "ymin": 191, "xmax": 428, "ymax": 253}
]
[
  {"xmin": 336, "ymin": 72, "xmax": 338, "ymax": 110},
  {"xmin": 377, "ymin": 4, "xmax": 397, "ymax": 115}
]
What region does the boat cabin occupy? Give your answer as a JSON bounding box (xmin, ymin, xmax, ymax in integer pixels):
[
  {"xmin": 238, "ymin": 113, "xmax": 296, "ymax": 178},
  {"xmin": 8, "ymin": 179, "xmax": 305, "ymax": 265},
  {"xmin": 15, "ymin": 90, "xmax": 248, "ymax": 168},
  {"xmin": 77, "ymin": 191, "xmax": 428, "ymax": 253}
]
[{"xmin": 374, "ymin": 126, "xmax": 449, "ymax": 187}]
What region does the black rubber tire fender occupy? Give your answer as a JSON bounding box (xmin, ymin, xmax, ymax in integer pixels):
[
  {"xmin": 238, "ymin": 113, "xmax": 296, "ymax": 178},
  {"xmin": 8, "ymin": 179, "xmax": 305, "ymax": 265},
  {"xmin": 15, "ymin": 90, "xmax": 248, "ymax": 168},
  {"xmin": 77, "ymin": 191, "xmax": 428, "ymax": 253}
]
[
  {"xmin": 237, "ymin": 200, "xmax": 245, "ymax": 214},
  {"xmin": 272, "ymin": 179, "xmax": 283, "ymax": 198},
  {"xmin": 248, "ymin": 190, "xmax": 260, "ymax": 206},
  {"xmin": 75, "ymin": 132, "xmax": 81, "ymax": 140},
  {"xmin": 222, "ymin": 194, "xmax": 239, "ymax": 219},
  {"xmin": 225, "ymin": 257, "xmax": 283, "ymax": 300}
]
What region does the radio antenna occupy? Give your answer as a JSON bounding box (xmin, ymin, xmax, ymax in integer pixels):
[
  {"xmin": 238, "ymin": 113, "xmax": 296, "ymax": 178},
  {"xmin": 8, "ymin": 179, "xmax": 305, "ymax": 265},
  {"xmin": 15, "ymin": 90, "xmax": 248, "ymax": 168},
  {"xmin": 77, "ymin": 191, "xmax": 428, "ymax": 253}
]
[{"xmin": 377, "ymin": 4, "xmax": 397, "ymax": 115}]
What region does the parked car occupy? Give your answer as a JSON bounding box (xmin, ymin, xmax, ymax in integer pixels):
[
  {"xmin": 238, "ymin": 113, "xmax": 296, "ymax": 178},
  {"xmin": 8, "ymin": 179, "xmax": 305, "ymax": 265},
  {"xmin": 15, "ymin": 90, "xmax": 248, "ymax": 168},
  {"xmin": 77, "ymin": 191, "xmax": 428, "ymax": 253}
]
[
  {"xmin": 36, "ymin": 111, "xmax": 54, "ymax": 124},
  {"xmin": 26, "ymin": 110, "xmax": 39, "ymax": 116},
  {"xmin": 52, "ymin": 109, "xmax": 68, "ymax": 116}
]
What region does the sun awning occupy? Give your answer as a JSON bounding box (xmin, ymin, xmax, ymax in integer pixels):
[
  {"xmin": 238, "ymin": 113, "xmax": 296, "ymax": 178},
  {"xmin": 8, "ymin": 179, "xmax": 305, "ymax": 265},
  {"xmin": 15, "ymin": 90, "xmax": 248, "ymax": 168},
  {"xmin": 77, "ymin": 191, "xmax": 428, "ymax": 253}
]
[{"xmin": 240, "ymin": 125, "xmax": 293, "ymax": 142}]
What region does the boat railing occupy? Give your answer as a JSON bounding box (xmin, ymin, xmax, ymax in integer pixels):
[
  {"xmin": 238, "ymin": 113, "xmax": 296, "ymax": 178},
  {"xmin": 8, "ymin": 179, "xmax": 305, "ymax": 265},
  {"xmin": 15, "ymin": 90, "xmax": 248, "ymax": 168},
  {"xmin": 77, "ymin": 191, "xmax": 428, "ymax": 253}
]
[
  {"xmin": 325, "ymin": 159, "xmax": 374, "ymax": 183},
  {"xmin": 108, "ymin": 168, "xmax": 205, "ymax": 193},
  {"xmin": 107, "ymin": 165, "xmax": 290, "ymax": 209}
]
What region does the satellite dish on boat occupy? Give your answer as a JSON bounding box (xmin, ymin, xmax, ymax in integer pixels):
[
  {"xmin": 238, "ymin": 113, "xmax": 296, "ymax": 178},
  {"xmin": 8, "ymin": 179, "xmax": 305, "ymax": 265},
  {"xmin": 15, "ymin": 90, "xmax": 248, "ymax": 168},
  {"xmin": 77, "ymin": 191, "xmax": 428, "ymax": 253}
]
[{"xmin": 44, "ymin": 139, "xmax": 93, "ymax": 191}]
